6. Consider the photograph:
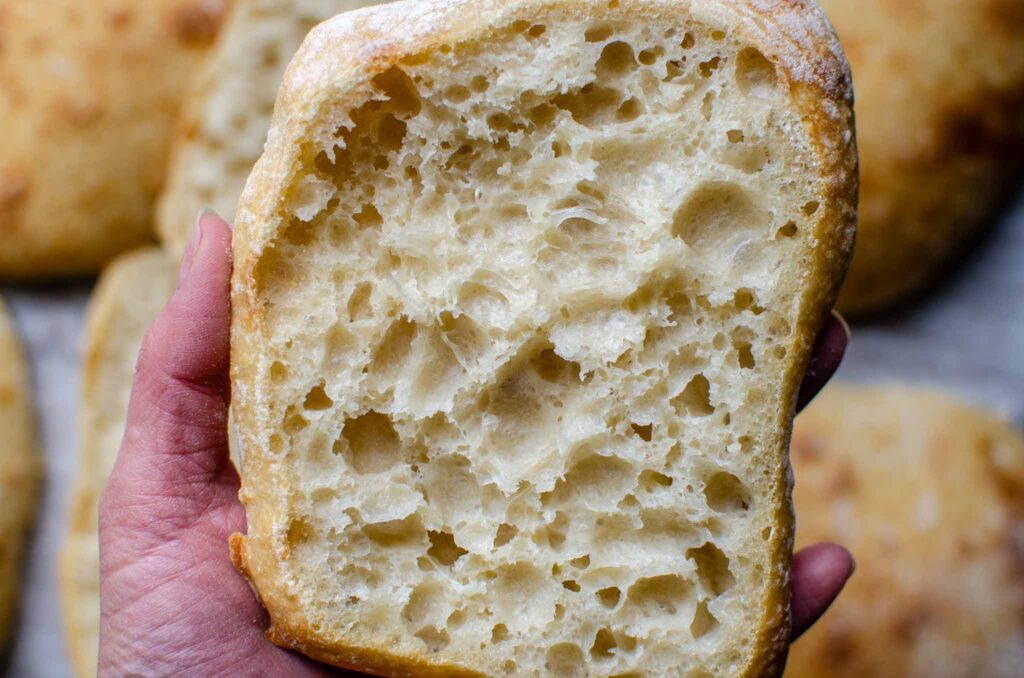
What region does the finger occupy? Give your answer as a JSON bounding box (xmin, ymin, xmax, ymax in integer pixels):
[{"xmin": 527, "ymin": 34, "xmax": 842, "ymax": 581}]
[
  {"xmin": 790, "ymin": 542, "xmax": 855, "ymax": 640},
  {"xmin": 115, "ymin": 211, "xmax": 234, "ymax": 498},
  {"xmin": 796, "ymin": 312, "xmax": 849, "ymax": 412}
]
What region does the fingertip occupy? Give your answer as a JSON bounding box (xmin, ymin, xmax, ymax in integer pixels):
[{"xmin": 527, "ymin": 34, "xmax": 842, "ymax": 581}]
[
  {"xmin": 790, "ymin": 542, "xmax": 855, "ymax": 640},
  {"xmin": 796, "ymin": 312, "xmax": 850, "ymax": 412}
]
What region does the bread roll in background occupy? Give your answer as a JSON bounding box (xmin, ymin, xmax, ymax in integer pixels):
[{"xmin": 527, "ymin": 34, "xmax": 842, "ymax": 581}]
[
  {"xmin": 818, "ymin": 0, "xmax": 1024, "ymax": 315},
  {"xmin": 0, "ymin": 300, "xmax": 39, "ymax": 650},
  {"xmin": 61, "ymin": 249, "xmax": 177, "ymax": 677},
  {"xmin": 158, "ymin": 0, "xmax": 391, "ymax": 256},
  {"xmin": 0, "ymin": 0, "xmax": 230, "ymax": 279},
  {"xmin": 788, "ymin": 384, "xmax": 1024, "ymax": 678},
  {"xmin": 230, "ymin": 0, "xmax": 856, "ymax": 674}
]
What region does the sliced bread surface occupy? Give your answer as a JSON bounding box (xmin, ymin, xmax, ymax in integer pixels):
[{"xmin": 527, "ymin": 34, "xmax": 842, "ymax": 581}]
[
  {"xmin": 0, "ymin": 300, "xmax": 38, "ymax": 649},
  {"xmin": 61, "ymin": 248, "xmax": 178, "ymax": 677},
  {"xmin": 157, "ymin": 0, "xmax": 392, "ymax": 256},
  {"xmin": 787, "ymin": 384, "xmax": 1024, "ymax": 678},
  {"xmin": 231, "ymin": 0, "xmax": 857, "ymax": 675}
]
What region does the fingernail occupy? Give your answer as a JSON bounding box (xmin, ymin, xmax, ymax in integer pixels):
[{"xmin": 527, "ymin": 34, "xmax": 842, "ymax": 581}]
[{"xmin": 179, "ymin": 209, "xmax": 217, "ymax": 286}]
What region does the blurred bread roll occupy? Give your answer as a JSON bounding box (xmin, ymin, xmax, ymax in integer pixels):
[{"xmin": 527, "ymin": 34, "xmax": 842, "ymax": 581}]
[
  {"xmin": 788, "ymin": 384, "xmax": 1024, "ymax": 677},
  {"xmin": 0, "ymin": 0, "xmax": 230, "ymax": 279},
  {"xmin": 818, "ymin": 0, "xmax": 1024, "ymax": 314},
  {"xmin": 0, "ymin": 300, "xmax": 38, "ymax": 649}
]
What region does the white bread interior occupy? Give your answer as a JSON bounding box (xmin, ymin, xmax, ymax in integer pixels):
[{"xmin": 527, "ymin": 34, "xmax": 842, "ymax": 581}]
[{"xmin": 231, "ymin": 0, "xmax": 856, "ymax": 675}]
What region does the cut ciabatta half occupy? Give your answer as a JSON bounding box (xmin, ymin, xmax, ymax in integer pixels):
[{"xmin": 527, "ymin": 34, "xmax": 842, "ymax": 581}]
[{"xmin": 230, "ymin": 0, "xmax": 857, "ymax": 675}]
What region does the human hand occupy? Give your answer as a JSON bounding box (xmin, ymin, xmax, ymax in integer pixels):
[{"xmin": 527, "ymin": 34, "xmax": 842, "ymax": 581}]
[{"xmin": 97, "ymin": 212, "xmax": 853, "ymax": 675}]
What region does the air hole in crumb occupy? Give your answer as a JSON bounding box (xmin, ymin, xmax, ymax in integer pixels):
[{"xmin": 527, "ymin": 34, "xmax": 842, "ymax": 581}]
[
  {"xmin": 270, "ymin": 361, "xmax": 288, "ymax": 382},
  {"xmin": 597, "ymin": 587, "xmax": 622, "ymax": 608},
  {"xmin": 681, "ymin": 32, "xmax": 696, "ymax": 49},
  {"xmin": 470, "ymin": 75, "xmax": 489, "ymax": 92},
  {"xmin": 802, "ymin": 200, "xmax": 820, "ymax": 216},
  {"xmin": 554, "ymin": 603, "xmax": 566, "ymax": 620},
  {"xmin": 585, "ymin": 23, "xmax": 614, "ymax": 42},
  {"xmin": 286, "ymin": 518, "xmax": 314, "ymax": 550},
  {"xmin": 545, "ymin": 643, "xmax": 587, "ymax": 678},
  {"xmin": 597, "ymin": 41, "xmax": 637, "ymax": 77},
  {"xmin": 638, "ymin": 47, "xmax": 660, "ymax": 65},
  {"xmin": 562, "ymin": 579, "xmax": 581, "ymax": 592},
  {"xmin": 616, "ymin": 97, "xmax": 643, "ymax": 122},
  {"xmin": 777, "ymin": 221, "xmax": 798, "ymax": 238},
  {"xmin": 690, "ymin": 600, "xmax": 719, "ymax": 639},
  {"xmin": 704, "ymin": 471, "xmax": 751, "ymax": 512},
  {"xmin": 631, "ymin": 422, "xmax": 653, "ymax": 441},
  {"xmin": 371, "ymin": 66, "xmax": 421, "ymax": 116},
  {"xmin": 444, "ymin": 84, "xmax": 470, "ymax": 103},
  {"xmin": 491, "ymin": 623, "xmax": 510, "ymax": 643},
  {"xmin": 363, "ymin": 514, "xmax": 424, "ymax": 547},
  {"xmin": 734, "ymin": 288, "xmax": 756, "ymax": 309},
  {"xmin": 639, "ymin": 470, "xmax": 673, "ymax": 492},
  {"xmin": 415, "ymin": 627, "xmax": 450, "ymax": 652},
  {"xmin": 673, "ymin": 374, "xmax": 715, "ymax": 417},
  {"xmin": 354, "ymin": 203, "xmax": 382, "ymax": 229},
  {"xmin": 626, "ymin": 575, "xmax": 694, "ymax": 616},
  {"xmin": 427, "ymin": 530, "xmax": 468, "ymax": 566},
  {"xmin": 687, "ymin": 542, "xmax": 736, "ymax": 595},
  {"xmin": 727, "ymin": 129, "xmax": 744, "ymax": 143},
  {"xmin": 527, "ymin": 24, "xmax": 546, "ymax": 38},
  {"xmin": 569, "ymin": 555, "xmax": 591, "ymax": 569},
  {"xmin": 337, "ymin": 411, "xmax": 402, "ymax": 474},
  {"xmin": 700, "ymin": 91, "xmax": 714, "ymax": 120},
  {"xmin": 672, "ymin": 182, "xmax": 768, "ymax": 257},
  {"xmin": 302, "ymin": 384, "xmax": 333, "ymax": 411},
  {"xmin": 735, "ymin": 47, "xmax": 777, "ymax": 95},
  {"xmin": 347, "ymin": 282, "xmax": 374, "ymax": 320},
  {"xmin": 698, "ymin": 56, "xmax": 722, "ymax": 78},
  {"xmin": 591, "ymin": 628, "xmax": 617, "ymax": 660},
  {"xmin": 494, "ymin": 523, "xmax": 519, "ymax": 547},
  {"xmin": 736, "ymin": 343, "xmax": 755, "ymax": 369}
]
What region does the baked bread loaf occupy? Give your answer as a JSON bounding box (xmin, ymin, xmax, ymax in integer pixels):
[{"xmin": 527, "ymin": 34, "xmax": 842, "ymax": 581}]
[
  {"xmin": 158, "ymin": 0, "xmax": 390, "ymax": 257},
  {"xmin": 817, "ymin": 0, "xmax": 1024, "ymax": 315},
  {"xmin": 230, "ymin": 0, "xmax": 857, "ymax": 675},
  {"xmin": 788, "ymin": 385, "xmax": 1024, "ymax": 678},
  {"xmin": 62, "ymin": 248, "xmax": 177, "ymax": 677},
  {"xmin": 0, "ymin": 300, "xmax": 38, "ymax": 650},
  {"xmin": 0, "ymin": 0, "xmax": 230, "ymax": 279}
]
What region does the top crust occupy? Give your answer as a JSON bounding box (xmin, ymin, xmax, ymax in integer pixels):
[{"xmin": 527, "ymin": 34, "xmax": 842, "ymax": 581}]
[{"xmin": 231, "ymin": 1, "xmax": 856, "ymax": 676}]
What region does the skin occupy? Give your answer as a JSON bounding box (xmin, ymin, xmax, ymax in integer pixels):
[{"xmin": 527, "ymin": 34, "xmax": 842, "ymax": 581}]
[{"xmin": 98, "ymin": 212, "xmax": 855, "ymax": 676}]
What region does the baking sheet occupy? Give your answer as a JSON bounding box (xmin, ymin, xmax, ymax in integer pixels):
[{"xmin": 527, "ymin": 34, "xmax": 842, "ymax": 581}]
[{"xmin": 3, "ymin": 189, "xmax": 1023, "ymax": 676}]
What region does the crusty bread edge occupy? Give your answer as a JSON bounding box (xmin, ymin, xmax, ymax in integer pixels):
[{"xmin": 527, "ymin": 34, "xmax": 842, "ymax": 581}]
[{"xmin": 229, "ymin": 0, "xmax": 857, "ymax": 675}]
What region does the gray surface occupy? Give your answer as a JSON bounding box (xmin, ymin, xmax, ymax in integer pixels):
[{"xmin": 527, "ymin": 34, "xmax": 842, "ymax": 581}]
[{"xmin": 2, "ymin": 190, "xmax": 1023, "ymax": 676}]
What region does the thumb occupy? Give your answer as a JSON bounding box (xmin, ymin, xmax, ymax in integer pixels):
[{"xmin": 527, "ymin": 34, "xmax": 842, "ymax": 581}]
[{"xmin": 102, "ymin": 212, "xmax": 236, "ymax": 530}]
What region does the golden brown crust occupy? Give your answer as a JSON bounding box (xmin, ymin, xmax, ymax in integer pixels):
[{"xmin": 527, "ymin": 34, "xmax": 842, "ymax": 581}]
[
  {"xmin": 230, "ymin": 0, "xmax": 856, "ymax": 674},
  {"xmin": 61, "ymin": 248, "xmax": 178, "ymax": 677},
  {"xmin": 787, "ymin": 384, "xmax": 1024, "ymax": 677},
  {"xmin": 818, "ymin": 0, "xmax": 1024, "ymax": 315},
  {"xmin": 0, "ymin": 0, "xmax": 230, "ymax": 279},
  {"xmin": 0, "ymin": 299, "xmax": 39, "ymax": 650}
]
